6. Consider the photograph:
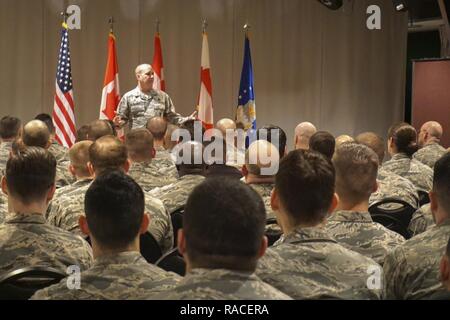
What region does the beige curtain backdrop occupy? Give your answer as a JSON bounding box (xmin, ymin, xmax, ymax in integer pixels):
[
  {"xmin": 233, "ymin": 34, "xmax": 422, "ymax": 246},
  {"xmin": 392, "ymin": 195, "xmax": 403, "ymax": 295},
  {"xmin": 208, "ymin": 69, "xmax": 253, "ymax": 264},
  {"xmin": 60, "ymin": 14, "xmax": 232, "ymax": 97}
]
[{"xmin": 0, "ymin": 0, "xmax": 408, "ymax": 147}]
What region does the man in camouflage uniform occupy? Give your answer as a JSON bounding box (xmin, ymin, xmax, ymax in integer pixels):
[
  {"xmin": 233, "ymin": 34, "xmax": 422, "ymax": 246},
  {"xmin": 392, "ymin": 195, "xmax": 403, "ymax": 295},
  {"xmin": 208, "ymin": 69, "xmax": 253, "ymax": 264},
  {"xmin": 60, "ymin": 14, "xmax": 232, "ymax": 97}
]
[
  {"xmin": 408, "ymin": 203, "xmax": 435, "ymax": 237},
  {"xmin": 35, "ymin": 113, "xmax": 69, "ymax": 164},
  {"xmin": 0, "ymin": 116, "xmax": 21, "ymax": 176},
  {"xmin": 384, "ymin": 153, "xmax": 450, "ymax": 299},
  {"xmin": 125, "ymin": 128, "xmax": 178, "ymax": 193},
  {"xmin": 48, "ymin": 135, "xmax": 174, "ymax": 254},
  {"xmin": 32, "ymin": 171, "xmax": 180, "ymax": 300},
  {"xmin": 114, "ymin": 64, "xmax": 193, "ymax": 131},
  {"xmin": 294, "ymin": 121, "xmax": 317, "ymax": 150},
  {"xmin": 0, "ymin": 147, "xmax": 92, "ymax": 277},
  {"xmin": 382, "ymin": 124, "xmax": 433, "ymax": 193},
  {"xmin": 326, "ymin": 143, "xmax": 405, "ymax": 265},
  {"xmin": 149, "ymin": 141, "xmax": 205, "ymax": 214},
  {"xmin": 414, "ymin": 121, "xmax": 447, "ymax": 168},
  {"xmin": 256, "ymin": 150, "xmax": 383, "ymax": 300},
  {"xmin": 357, "ymin": 132, "xmax": 419, "ymax": 210},
  {"xmin": 154, "ymin": 178, "xmax": 291, "ymax": 300},
  {"xmin": 21, "ymin": 119, "xmax": 75, "ymax": 188}
]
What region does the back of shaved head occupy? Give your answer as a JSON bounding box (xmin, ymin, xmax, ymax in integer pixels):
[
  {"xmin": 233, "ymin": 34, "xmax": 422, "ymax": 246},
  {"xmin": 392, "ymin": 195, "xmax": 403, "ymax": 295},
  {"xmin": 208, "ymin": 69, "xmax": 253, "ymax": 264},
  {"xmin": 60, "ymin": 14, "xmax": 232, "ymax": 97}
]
[
  {"xmin": 355, "ymin": 132, "xmax": 385, "ymax": 164},
  {"xmin": 69, "ymin": 141, "xmax": 93, "ymax": 177},
  {"xmin": 22, "ymin": 120, "xmax": 50, "ymax": 149},
  {"xmin": 146, "ymin": 117, "xmax": 167, "ymax": 140},
  {"xmin": 295, "ymin": 122, "xmax": 317, "ymax": 150},
  {"xmin": 89, "ymin": 135, "xmax": 128, "ymax": 175},
  {"xmin": 216, "ymin": 118, "xmax": 236, "ymax": 136},
  {"xmin": 422, "ymin": 121, "xmax": 443, "ymax": 139},
  {"xmin": 335, "ymin": 135, "xmax": 354, "ymax": 149}
]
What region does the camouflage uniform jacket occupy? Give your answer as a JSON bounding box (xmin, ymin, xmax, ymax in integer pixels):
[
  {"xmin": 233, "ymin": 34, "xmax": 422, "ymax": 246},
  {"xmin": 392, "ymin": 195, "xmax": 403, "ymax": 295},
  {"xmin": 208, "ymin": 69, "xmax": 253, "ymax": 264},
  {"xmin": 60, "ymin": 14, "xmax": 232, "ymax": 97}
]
[
  {"xmin": 128, "ymin": 160, "xmax": 178, "ymax": 193},
  {"xmin": 47, "ymin": 181, "xmax": 174, "ymax": 254},
  {"xmin": 381, "ymin": 153, "xmax": 434, "ymax": 192},
  {"xmin": 0, "ymin": 141, "xmax": 12, "ymax": 177},
  {"xmin": 48, "ymin": 141, "xmax": 69, "ymax": 164},
  {"xmin": 154, "ymin": 268, "xmax": 292, "ymax": 300},
  {"xmin": 413, "ymin": 143, "xmax": 447, "ymax": 168},
  {"xmin": 326, "ymin": 210, "xmax": 405, "ymax": 265},
  {"xmin": 369, "ymin": 168, "xmax": 419, "ymax": 210},
  {"xmin": 256, "ymin": 226, "xmax": 384, "ymax": 299},
  {"xmin": 0, "ymin": 213, "xmax": 93, "ymax": 277},
  {"xmin": 155, "ymin": 146, "xmax": 175, "ymax": 161},
  {"xmin": 149, "ymin": 174, "xmax": 205, "ymax": 214},
  {"xmin": 408, "ymin": 203, "xmax": 435, "ymax": 238},
  {"xmin": 31, "ymin": 251, "xmax": 180, "ymax": 300},
  {"xmin": 117, "ymin": 87, "xmax": 184, "ymax": 130},
  {"xmin": 249, "ymin": 183, "xmax": 275, "ymax": 220},
  {"xmin": 383, "ymin": 219, "xmax": 450, "ymax": 299}
]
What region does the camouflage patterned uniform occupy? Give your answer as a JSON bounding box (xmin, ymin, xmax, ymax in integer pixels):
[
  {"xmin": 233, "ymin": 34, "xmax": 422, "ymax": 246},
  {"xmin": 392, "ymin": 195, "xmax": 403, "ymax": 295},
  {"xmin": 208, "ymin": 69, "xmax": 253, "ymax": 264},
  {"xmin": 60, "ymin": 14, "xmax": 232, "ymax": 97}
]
[
  {"xmin": 383, "ymin": 219, "xmax": 450, "ymax": 299},
  {"xmin": 155, "ymin": 145, "xmax": 175, "ymax": 161},
  {"xmin": 249, "ymin": 183, "xmax": 275, "ymax": 220},
  {"xmin": 48, "ymin": 141, "xmax": 69, "ymax": 164},
  {"xmin": 55, "ymin": 161, "xmax": 76, "ymax": 188},
  {"xmin": 408, "ymin": 203, "xmax": 435, "ymax": 237},
  {"xmin": 149, "ymin": 174, "xmax": 205, "ymax": 214},
  {"xmin": 0, "ymin": 212, "xmax": 93, "ymax": 277},
  {"xmin": 128, "ymin": 160, "xmax": 178, "ymax": 193},
  {"xmin": 413, "ymin": 143, "xmax": 447, "ymax": 168},
  {"xmin": 369, "ymin": 168, "xmax": 419, "ymax": 210},
  {"xmin": 0, "ymin": 141, "xmax": 13, "ymax": 176},
  {"xmin": 256, "ymin": 226, "xmax": 384, "ymax": 299},
  {"xmin": 326, "ymin": 210, "xmax": 405, "ymax": 265},
  {"xmin": 117, "ymin": 87, "xmax": 184, "ymax": 130},
  {"xmin": 381, "ymin": 153, "xmax": 434, "ymax": 192},
  {"xmin": 47, "ymin": 181, "xmax": 174, "ymax": 254},
  {"xmin": 31, "ymin": 251, "xmax": 180, "ymax": 300},
  {"xmin": 154, "ymin": 268, "xmax": 292, "ymax": 300}
]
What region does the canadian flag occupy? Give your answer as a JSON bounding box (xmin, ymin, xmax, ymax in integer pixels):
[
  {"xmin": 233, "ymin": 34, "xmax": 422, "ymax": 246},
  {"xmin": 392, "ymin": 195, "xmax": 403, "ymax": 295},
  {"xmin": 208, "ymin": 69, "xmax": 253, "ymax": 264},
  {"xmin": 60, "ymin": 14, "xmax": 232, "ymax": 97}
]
[
  {"xmin": 152, "ymin": 32, "xmax": 165, "ymax": 91},
  {"xmin": 197, "ymin": 32, "xmax": 213, "ymax": 130},
  {"xmin": 100, "ymin": 32, "xmax": 120, "ymax": 121}
]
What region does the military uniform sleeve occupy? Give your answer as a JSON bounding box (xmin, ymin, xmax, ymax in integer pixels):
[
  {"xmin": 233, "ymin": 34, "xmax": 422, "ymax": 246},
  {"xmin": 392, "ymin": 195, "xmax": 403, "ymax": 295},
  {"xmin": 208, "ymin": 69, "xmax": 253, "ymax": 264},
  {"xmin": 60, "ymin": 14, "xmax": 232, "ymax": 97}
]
[
  {"xmin": 145, "ymin": 195, "xmax": 174, "ymax": 254},
  {"xmin": 117, "ymin": 94, "xmax": 130, "ymax": 123},
  {"xmin": 163, "ymin": 94, "xmax": 185, "ymax": 125},
  {"xmin": 383, "ymin": 247, "xmax": 408, "ymax": 299}
]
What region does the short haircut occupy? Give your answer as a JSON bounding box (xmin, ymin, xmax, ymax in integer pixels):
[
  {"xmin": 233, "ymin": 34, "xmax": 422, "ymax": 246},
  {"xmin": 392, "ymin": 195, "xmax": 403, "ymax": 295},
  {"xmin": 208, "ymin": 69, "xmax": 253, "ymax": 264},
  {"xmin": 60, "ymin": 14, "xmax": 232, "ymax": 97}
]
[
  {"xmin": 69, "ymin": 141, "xmax": 93, "ymax": 177},
  {"xmin": 125, "ymin": 129, "xmax": 154, "ymax": 161},
  {"xmin": 89, "ymin": 136, "xmax": 128, "ymax": 175},
  {"xmin": 333, "ymin": 143, "xmax": 379, "ymax": 204},
  {"xmin": 22, "ymin": 120, "xmax": 50, "ymax": 148},
  {"xmin": 76, "ymin": 125, "xmax": 90, "ymax": 142},
  {"xmin": 309, "ymin": 131, "xmax": 336, "ymax": 160},
  {"xmin": 146, "ymin": 117, "xmax": 167, "ymax": 140},
  {"xmin": 355, "ymin": 132, "xmax": 385, "ymax": 164},
  {"xmin": 184, "ymin": 178, "xmax": 266, "ymax": 270},
  {"xmin": 257, "ymin": 125, "xmax": 287, "ymax": 159},
  {"xmin": 85, "ymin": 171, "xmax": 145, "ymax": 249},
  {"xmin": 388, "ymin": 123, "xmax": 418, "ymax": 157},
  {"xmin": 0, "ymin": 116, "xmax": 22, "ymax": 139},
  {"xmin": 88, "ymin": 120, "xmax": 114, "ymax": 141},
  {"xmin": 34, "ymin": 113, "xmax": 55, "ymax": 134},
  {"xmin": 275, "ymin": 150, "xmax": 335, "ymax": 225},
  {"xmin": 433, "ymin": 153, "xmax": 450, "ymax": 214},
  {"xmin": 5, "ymin": 147, "xmax": 56, "ymax": 204}
]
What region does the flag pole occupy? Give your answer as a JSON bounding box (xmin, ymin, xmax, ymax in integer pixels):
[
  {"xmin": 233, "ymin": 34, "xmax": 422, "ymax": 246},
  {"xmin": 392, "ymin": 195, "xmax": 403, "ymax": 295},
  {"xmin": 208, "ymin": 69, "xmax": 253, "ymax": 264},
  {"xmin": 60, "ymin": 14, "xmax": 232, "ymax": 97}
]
[{"xmin": 109, "ymin": 16, "xmax": 115, "ymax": 33}]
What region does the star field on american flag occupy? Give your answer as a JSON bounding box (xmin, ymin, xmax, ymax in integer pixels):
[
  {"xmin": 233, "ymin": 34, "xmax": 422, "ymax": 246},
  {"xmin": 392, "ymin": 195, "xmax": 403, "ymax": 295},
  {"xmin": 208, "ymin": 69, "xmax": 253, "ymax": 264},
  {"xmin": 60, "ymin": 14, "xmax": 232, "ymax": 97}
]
[{"xmin": 56, "ymin": 28, "xmax": 73, "ymax": 93}]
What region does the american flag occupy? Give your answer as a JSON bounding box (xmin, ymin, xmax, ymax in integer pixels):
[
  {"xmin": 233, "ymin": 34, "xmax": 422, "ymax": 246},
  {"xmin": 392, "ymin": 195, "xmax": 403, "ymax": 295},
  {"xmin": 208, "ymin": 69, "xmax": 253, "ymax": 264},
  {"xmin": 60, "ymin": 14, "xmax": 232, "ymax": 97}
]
[{"xmin": 53, "ymin": 22, "xmax": 76, "ymax": 148}]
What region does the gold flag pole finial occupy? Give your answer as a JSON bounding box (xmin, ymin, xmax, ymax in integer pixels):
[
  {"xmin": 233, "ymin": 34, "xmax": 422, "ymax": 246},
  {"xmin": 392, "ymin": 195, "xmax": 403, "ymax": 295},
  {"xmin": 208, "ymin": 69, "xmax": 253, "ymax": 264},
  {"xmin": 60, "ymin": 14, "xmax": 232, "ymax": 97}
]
[{"xmin": 202, "ymin": 19, "xmax": 208, "ymax": 33}]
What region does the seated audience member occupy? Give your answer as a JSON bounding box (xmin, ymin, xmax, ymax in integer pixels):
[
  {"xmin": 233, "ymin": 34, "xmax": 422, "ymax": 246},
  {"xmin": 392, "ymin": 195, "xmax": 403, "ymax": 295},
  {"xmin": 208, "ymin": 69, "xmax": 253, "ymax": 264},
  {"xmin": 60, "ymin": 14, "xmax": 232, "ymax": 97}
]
[
  {"xmin": 256, "ymin": 150, "xmax": 383, "ymax": 300},
  {"xmin": 309, "ymin": 131, "xmax": 335, "ymax": 160},
  {"xmin": 0, "ymin": 147, "xmax": 92, "ymax": 276},
  {"xmin": 32, "ymin": 171, "xmax": 180, "ymax": 300},
  {"xmin": 408, "ymin": 203, "xmax": 435, "ymax": 237},
  {"xmin": 356, "ymin": 132, "xmax": 419, "ymax": 210},
  {"xmin": 326, "ymin": 143, "xmax": 405, "ymax": 265},
  {"xmin": 76, "ymin": 125, "xmax": 90, "ymax": 142},
  {"xmin": 146, "ymin": 117, "xmax": 170, "ymax": 158},
  {"xmin": 257, "ymin": 125, "xmax": 288, "ymax": 159},
  {"xmin": 0, "ymin": 116, "xmax": 22, "ymax": 173},
  {"xmin": 414, "ymin": 121, "xmax": 446, "ymax": 168},
  {"xmin": 384, "ymin": 153, "xmax": 450, "ymax": 299},
  {"xmin": 21, "ymin": 120, "xmax": 74, "ymax": 187},
  {"xmin": 154, "ymin": 178, "xmax": 291, "ymax": 300},
  {"xmin": 205, "ymin": 136, "xmax": 243, "ymax": 180},
  {"xmin": 243, "ymin": 140, "xmax": 280, "ymax": 221},
  {"xmin": 382, "ymin": 123, "xmax": 433, "ymax": 193},
  {"xmin": 335, "ymin": 134, "xmax": 354, "ymax": 149},
  {"xmin": 294, "ymin": 122, "xmax": 317, "ymax": 150},
  {"xmin": 35, "ymin": 113, "xmax": 68, "ymax": 163},
  {"xmin": 125, "ymin": 129, "xmax": 178, "ymax": 192},
  {"xmin": 215, "ymin": 118, "xmax": 244, "ymax": 168},
  {"xmin": 430, "ymin": 237, "xmax": 450, "ymax": 299},
  {"xmin": 86, "ymin": 119, "xmax": 114, "ymax": 141},
  {"xmin": 150, "ymin": 141, "xmax": 206, "ymax": 214},
  {"xmin": 48, "ymin": 136, "xmax": 173, "ymax": 254}
]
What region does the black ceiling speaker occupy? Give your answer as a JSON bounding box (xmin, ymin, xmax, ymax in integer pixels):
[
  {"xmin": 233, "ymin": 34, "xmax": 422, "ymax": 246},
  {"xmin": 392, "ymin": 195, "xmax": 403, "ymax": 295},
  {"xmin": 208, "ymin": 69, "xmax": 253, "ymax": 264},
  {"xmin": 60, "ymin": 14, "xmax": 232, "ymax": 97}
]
[
  {"xmin": 392, "ymin": 0, "xmax": 409, "ymax": 12},
  {"xmin": 316, "ymin": 0, "xmax": 343, "ymax": 10}
]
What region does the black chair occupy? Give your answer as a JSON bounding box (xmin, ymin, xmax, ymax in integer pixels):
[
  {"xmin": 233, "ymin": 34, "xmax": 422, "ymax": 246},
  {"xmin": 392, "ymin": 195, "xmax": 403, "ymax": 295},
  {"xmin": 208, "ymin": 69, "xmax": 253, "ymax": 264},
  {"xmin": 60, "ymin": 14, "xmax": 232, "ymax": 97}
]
[
  {"xmin": 266, "ymin": 218, "xmax": 282, "ymax": 246},
  {"xmin": 418, "ymin": 190, "xmax": 430, "ymax": 207},
  {"xmin": 0, "ymin": 267, "xmax": 66, "ymax": 300},
  {"xmin": 170, "ymin": 207, "xmax": 184, "ymax": 248},
  {"xmin": 155, "ymin": 248, "xmax": 186, "ymax": 276},
  {"xmin": 368, "ymin": 198, "xmax": 416, "ymax": 239},
  {"xmin": 140, "ymin": 232, "xmax": 163, "ymax": 264}
]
